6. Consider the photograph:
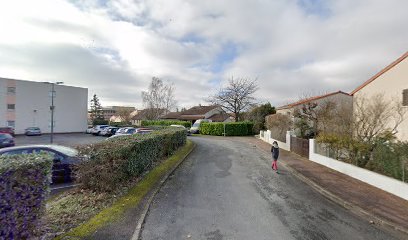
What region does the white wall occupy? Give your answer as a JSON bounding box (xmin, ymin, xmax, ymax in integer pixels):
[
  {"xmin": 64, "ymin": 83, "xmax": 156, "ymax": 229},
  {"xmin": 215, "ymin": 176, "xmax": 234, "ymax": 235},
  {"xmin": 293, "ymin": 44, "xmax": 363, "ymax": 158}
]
[
  {"xmin": 260, "ymin": 130, "xmax": 291, "ymax": 151},
  {"xmin": 353, "ymin": 56, "xmax": 408, "ymax": 141},
  {"xmin": 309, "ymin": 139, "xmax": 408, "ymax": 200},
  {"xmin": 1, "ymin": 78, "xmax": 88, "ymax": 134}
]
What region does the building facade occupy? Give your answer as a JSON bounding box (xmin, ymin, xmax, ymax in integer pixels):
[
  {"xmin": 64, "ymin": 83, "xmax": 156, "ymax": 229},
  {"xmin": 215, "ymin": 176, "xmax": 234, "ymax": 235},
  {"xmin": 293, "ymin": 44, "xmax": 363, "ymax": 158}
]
[
  {"xmin": 0, "ymin": 77, "xmax": 88, "ymax": 134},
  {"xmin": 351, "ymin": 52, "xmax": 408, "ymax": 141}
]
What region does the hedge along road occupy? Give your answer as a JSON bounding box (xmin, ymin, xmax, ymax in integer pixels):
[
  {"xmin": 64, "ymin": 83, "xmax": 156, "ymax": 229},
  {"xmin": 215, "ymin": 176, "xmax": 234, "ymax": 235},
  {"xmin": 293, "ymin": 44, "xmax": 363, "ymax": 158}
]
[{"xmin": 141, "ymin": 136, "xmax": 400, "ymax": 240}]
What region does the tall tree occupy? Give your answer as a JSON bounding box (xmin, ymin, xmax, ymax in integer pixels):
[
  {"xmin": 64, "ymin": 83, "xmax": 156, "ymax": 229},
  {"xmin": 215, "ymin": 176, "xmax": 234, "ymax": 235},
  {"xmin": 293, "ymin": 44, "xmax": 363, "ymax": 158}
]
[
  {"xmin": 141, "ymin": 77, "xmax": 177, "ymax": 120},
  {"xmin": 243, "ymin": 103, "xmax": 276, "ymax": 132},
  {"xmin": 89, "ymin": 94, "xmax": 104, "ymax": 124},
  {"xmin": 208, "ymin": 77, "xmax": 258, "ymax": 121}
]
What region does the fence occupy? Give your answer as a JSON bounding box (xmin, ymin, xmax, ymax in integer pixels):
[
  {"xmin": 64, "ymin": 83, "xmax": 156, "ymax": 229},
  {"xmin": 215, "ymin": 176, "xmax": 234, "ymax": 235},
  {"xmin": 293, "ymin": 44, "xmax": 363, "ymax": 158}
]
[
  {"xmin": 290, "ymin": 136, "xmax": 309, "ymax": 158},
  {"xmin": 309, "ymin": 139, "xmax": 408, "ymax": 200},
  {"xmin": 259, "ymin": 130, "xmax": 291, "ymax": 151}
]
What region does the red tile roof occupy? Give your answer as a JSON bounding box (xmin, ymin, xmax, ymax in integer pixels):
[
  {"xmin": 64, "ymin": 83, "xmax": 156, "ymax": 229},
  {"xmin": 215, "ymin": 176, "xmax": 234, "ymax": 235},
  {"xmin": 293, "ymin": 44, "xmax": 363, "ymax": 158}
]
[
  {"xmin": 351, "ymin": 51, "xmax": 408, "ymax": 95},
  {"xmin": 161, "ymin": 112, "xmax": 182, "ymax": 119},
  {"xmin": 181, "ymin": 105, "xmax": 219, "ymax": 115},
  {"xmin": 277, "ymin": 91, "xmax": 350, "ymax": 110}
]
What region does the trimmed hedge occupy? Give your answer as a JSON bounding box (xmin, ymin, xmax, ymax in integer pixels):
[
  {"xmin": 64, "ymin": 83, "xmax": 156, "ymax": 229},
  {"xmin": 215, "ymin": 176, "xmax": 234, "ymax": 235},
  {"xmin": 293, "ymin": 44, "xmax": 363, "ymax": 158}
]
[
  {"xmin": 76, "ymin": 127, "xmax": 187, "ymax": 192},
  {"xmin": 0, "ymin": 153, "xmax": 53, "ymax": 239},
  {"xmin": 200, "ymin": 122, "xmax": 254, "ymax": 136},
  {"xmin": 141, "ymin": 120, "xmax": 191, "ymax": 128}
]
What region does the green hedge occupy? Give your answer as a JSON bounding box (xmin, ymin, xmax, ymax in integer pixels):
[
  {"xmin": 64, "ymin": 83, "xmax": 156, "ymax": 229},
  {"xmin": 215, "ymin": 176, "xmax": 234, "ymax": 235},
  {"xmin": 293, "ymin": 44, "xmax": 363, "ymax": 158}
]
[
  {"xmin": 200, "ymin": 122, "xmax": 254, "ymax": 136},
  {"xmin": 141, "ymin": 120, "xmax": 191, "ymax": 128},
  {"xmin": 0, "ymin": 153, "xmax": 53, "ymax": 239},
  {"xmin": 76, "ymin": 128, "xmax": 187, "ymax": 192}
]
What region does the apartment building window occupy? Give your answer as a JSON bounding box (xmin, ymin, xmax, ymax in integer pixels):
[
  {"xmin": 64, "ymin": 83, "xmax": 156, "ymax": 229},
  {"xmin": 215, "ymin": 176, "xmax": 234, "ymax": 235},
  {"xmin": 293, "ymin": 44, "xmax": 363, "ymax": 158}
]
[
  {"xmin": 7, "ymin": 121, "xmax": 15, "ymax": 128},
  {"xmin": 7, "ymin": 104, "xmax": 15, "ymax": 111},
  {"xmin": 7, "ymin": 87, "xmax": 16, "ymax": 94},
  {"xmin": 403, "ymin": 89, "xmax": 408, "ymax": 107}
]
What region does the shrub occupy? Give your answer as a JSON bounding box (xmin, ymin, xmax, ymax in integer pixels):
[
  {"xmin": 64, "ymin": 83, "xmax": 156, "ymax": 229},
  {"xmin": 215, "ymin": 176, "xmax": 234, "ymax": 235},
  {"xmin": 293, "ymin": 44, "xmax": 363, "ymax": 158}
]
[
  {"xmin": 0, "ymin": 153, "xmax": 53, "ymax": 239},
  {"xmin": 200, "ymin": 122, "xmax": 254, "ymax": 136},
  {"xmin": 141, "ymin": 120, "xmax": 191, "ymax": 128},
  {"xmin": 76, "ymin": 128, "xmax": 186, "ymax": 192}
]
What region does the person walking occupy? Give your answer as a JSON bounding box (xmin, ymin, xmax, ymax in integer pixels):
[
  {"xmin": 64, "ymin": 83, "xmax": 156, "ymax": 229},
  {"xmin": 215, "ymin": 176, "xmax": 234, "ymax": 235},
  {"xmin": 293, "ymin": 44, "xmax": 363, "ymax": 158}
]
[{"xmin": 271, "ymin": 141, "xmax": 279, "ymax": 173}]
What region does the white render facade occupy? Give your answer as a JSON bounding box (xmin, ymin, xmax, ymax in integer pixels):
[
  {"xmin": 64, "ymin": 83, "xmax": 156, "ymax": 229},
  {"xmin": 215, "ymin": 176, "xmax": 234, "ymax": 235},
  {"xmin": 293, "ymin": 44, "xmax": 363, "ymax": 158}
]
[
  {"xmin": 351, "ymin": 52, "xmax": 408, "ymax": 141},
  {"xmin": 0, "ymin": 77, "xmax": 88, "ymax": 134}
]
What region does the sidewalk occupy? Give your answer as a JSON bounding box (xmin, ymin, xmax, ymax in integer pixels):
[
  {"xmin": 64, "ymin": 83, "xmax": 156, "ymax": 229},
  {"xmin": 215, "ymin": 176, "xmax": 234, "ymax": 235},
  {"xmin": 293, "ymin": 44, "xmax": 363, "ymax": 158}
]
[{"xmin": 251, "ymin": 137, "xmax": 408, "ymax": 236}]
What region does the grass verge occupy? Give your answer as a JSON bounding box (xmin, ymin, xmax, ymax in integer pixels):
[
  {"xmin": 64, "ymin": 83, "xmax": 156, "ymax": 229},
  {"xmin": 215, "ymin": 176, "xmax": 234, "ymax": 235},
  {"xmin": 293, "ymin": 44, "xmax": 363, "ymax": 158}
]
[{"xmin": 53, "ymin": 140, "xmax": 194, "ymax": 239}]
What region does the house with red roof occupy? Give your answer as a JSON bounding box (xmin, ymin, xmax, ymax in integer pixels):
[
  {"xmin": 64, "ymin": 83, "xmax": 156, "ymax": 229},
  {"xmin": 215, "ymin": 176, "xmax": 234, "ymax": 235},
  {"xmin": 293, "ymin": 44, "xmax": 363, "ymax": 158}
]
[
  {"xmin": 276, "ymin": 91, "xmax": 353, "ymax": 117},
  {"xmin": 351, "ymin": 51, "xmax": 408, "ymax": 141}
]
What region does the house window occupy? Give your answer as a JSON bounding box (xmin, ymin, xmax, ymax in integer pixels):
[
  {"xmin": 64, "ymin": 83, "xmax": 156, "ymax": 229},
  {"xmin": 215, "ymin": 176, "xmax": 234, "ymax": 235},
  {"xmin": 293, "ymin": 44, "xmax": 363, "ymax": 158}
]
[
  {"xmin": 7, "ymin": 104, "xmax": 15, "ymax": 111},
  {"xmin": 7, "ymin": 121, "xmax": 15, "ymax": 128},
  {"xmin": 403, "ymin": 89, "xmax": 408, "ymax": 106},
  {"xmin": 7, "ymin": 87, "xmax": 16, "ymax": 94}
]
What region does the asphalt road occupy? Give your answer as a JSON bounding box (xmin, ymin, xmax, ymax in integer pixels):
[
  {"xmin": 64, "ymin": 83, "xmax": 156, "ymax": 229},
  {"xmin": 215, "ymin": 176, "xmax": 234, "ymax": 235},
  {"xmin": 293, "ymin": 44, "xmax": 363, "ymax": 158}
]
[{"xmin": 141, "ymin": 136, "xmax": 400, "ymax": 240}]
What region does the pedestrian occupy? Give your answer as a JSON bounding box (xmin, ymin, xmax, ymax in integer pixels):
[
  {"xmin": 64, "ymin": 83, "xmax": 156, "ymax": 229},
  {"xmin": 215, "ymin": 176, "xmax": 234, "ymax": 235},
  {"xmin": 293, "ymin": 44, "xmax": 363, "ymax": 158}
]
[{"xmin": 271, "ymin": 141, "xmax": 279, "ymax": 173}]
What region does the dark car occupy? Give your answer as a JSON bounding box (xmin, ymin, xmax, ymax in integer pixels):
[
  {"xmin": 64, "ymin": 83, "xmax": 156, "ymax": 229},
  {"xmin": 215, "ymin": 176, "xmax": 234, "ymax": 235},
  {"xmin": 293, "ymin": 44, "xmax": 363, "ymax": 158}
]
[
  {"xmin": 25, "ymin": 127, "xmax": 42, "ymax": 136},
  {"xmin": 0, "ymin": 133, "xmax": 15, "ymax": 148},
  {"xmin": 0, "ymin": 127, "xmax": 15, "ymax": 137},
  {"xmin": 0, "ymin": 145, "xmax": 80, "ymax": 184}
]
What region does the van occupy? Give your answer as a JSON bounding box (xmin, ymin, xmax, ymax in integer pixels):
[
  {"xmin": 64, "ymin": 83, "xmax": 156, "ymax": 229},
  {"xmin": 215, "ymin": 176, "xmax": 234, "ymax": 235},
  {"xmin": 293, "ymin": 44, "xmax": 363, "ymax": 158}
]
[{"xmin": 190, "ymin": 119, "xmax": 212, "ymax": 134}]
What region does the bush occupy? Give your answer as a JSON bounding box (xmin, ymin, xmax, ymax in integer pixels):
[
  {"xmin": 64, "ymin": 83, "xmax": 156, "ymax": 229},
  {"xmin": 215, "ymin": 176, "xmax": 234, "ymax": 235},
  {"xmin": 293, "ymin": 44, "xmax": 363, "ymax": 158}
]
[
  {"xmin": 76, "ymin": 128, "xmax": 186, "ymax": 192},
  {"xmin": 317, "ymin": 134, "xmax": 408, "ymax": 182},
  {"xmin": 141, "ymin": 120, "xmax": 191, "ymax": 128},
  {"xmin": 92, "ymin": 119, "xmax": 109, "ymax": 125},
  {"xmin": 0, "ymin": 153, "xmax": 53, "ymax": 239},
  {"xmin": 200, "ymin": 122, "xmax": 254, "ymax": 136}
]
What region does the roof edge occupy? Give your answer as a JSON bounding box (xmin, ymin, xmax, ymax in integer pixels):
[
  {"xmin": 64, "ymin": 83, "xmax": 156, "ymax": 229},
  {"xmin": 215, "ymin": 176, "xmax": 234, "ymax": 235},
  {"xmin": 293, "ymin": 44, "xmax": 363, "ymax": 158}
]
[
  {"xmin": 350, "ymin": 51, "xmax": 408, "ymax": 95},
  {"xmin": 277, "ymin": 90, "xmax": 350, "ymax": 110}
]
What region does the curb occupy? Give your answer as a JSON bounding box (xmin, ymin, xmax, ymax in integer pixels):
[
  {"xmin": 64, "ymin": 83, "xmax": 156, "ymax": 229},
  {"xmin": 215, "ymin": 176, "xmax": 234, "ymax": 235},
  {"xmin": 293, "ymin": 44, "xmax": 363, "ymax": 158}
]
[
  {"xmin": 131, "ymin": 140, "xmax": 196, "ymax": 240},
  {"xmin": 279, "ymin": 157, "xmax": 408, "ymax": 236}
]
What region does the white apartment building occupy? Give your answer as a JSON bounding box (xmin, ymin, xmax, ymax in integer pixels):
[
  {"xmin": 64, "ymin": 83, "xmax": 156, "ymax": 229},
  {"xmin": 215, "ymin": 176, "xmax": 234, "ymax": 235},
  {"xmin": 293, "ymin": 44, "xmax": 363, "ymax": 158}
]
[{"xmin": 0, "ymin": 77, "xmax": 88, "ymax": 134}]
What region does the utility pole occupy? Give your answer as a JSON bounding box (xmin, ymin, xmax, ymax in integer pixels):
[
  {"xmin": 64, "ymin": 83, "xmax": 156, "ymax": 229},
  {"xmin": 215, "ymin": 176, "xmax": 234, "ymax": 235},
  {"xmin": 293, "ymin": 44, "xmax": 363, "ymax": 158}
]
[{"xmin": 44, "ymin": 81, "xmax": 64, "ymax": 144}]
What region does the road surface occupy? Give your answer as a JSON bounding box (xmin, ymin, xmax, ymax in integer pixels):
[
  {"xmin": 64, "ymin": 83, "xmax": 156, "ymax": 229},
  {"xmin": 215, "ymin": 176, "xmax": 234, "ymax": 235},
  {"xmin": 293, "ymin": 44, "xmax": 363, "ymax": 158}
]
[{"xmin": 141, "ymin": 136, "xmax": 400, "ymax": 240}]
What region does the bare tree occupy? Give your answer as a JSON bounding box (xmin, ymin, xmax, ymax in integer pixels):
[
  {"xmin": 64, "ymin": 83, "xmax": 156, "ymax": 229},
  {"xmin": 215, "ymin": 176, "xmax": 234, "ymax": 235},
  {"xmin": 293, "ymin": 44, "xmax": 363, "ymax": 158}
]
[
  {"xmin": 353, "ymin": 93, "xmax": 406, "ymax": 143},
  {"xmin": 142, "ymin": 77, "xmax": 177, "ymax": 120},
  {"xmin": 265, "ymin": 113, "xmax": 292, "ymax": 142},
  {"xmin": 115, "ymin": 108, "xmax": 134, "ymax": 124},
  {"xmin": 208, "ymin": 77, "xmax": 258, "ymax": 121}
]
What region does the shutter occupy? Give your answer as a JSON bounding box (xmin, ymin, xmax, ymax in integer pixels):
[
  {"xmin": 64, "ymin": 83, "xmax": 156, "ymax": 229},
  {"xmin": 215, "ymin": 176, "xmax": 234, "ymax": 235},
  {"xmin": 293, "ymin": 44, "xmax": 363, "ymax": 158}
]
[{"xmin": 403, "ymin": 89, "xmax": 408, "ymax": 106}]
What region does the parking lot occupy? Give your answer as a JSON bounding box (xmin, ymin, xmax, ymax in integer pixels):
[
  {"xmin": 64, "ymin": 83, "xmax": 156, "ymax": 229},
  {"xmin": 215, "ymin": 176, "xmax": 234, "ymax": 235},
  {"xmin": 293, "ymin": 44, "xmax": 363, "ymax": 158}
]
[{"xmin": 14, "ymin": 133, "xmax": 105, "ymax": 147}]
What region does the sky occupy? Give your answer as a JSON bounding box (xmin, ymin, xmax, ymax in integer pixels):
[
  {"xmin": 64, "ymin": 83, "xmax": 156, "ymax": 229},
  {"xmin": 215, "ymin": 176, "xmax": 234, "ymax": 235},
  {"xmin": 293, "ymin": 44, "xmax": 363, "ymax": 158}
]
[{"xmin": 0, "ymin": 0, "xmax": 407, "ymax": 110}]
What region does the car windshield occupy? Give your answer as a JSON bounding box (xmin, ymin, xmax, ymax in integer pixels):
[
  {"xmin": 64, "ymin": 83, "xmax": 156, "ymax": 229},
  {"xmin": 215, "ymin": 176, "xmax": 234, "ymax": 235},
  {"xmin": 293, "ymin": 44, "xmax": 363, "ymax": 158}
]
[
  {"xmin": 0, "ymin": 134, "xmax": 12, "ymax": 139},
  {"xmin": 28, "ymin": 127, "xmax": 40, "ymax": 130},
  {"xmin": 192, "ymin": 122, "xmax": 200, "ymax": 127},
  {"xmin": 49, "ymin": 145, "xmax": 78, "ymax": 157}
]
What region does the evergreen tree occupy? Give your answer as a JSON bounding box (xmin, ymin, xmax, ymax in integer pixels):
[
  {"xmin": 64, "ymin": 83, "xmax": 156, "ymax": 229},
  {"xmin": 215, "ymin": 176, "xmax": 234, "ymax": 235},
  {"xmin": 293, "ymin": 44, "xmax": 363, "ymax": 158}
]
[{"xmin": 89, "ymin": 94, "xmax": 104, "ymax": 124}]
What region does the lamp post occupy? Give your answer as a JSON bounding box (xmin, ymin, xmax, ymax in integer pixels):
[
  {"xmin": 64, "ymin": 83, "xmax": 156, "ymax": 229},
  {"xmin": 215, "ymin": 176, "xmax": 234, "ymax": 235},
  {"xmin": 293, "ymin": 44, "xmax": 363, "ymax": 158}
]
[{"xmin": 44, "ymin": 81, "xmax": 64, "ymax": 144}]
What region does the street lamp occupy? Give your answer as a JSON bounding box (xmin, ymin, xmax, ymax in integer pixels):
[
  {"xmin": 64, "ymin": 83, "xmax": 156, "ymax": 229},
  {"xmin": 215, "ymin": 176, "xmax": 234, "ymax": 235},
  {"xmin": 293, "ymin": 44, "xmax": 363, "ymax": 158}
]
[{"xmin": 43, "ymin": 81, "xmax": 64, "ymax": 144}]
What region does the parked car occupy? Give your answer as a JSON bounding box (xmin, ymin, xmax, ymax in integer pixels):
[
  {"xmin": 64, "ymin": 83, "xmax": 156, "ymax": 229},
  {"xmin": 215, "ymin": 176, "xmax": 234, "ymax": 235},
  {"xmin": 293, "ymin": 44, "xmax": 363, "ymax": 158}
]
[
  {"xmin": 85, "ymin": 127, "xmax": 93, "ymax": 134},
  {"xmin": 115, "ymin": 127, "xmax": 132, "ymax": 135},
  {"xmin": 135, "ymin": 128, "xmax": 153, "ymax": 134},
  {"xmin": 25, "ymin": 127, "xmax": 42, "ymax": 136},
  {"xmin": 100, "ymin": 127, "xmax": 119, "ymax": 137},
  {"xmin": 0, "ymin": 145, "xmax": 81, "ymax": 184},
  {"xmin": 0, "ymin": 127, "xmax": 15, "ymax": 137},
  {"xmin": 91, "ymin": 125, "xmax": 109, "ymax": 135},
  {"xmin": 170, "ymin": 125, "xmax": 190, "ymax": 135},
  {"xmin": 190, "ymin": 119, "xmax": 212, "ymax": 134},
  {"xmin": 0, "ymin": 133, "xmax": 15, "ymax": 148}
]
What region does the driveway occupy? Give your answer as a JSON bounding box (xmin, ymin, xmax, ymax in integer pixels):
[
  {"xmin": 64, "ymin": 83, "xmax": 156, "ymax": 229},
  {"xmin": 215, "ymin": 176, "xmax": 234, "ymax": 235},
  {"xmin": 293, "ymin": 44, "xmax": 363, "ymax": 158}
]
[{"xmin": 141, "ymin": 136, "xmax": 400, "ymax": 240}]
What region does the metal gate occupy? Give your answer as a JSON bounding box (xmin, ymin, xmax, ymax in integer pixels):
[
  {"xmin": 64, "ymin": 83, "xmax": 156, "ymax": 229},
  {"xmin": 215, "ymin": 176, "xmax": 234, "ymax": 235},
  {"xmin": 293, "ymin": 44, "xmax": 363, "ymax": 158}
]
[{"xmin": 290, "ymin": 136, "xmax": 309, "ymax": 158}]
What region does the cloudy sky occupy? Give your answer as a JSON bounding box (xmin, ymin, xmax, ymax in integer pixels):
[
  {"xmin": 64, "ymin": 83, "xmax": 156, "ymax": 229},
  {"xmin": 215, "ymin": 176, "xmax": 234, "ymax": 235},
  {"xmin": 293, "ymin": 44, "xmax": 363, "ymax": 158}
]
[{"xmin": 0, "ymin": 0, "xmax": 407, "ymax": 109}]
